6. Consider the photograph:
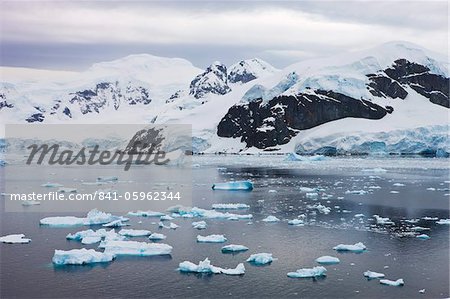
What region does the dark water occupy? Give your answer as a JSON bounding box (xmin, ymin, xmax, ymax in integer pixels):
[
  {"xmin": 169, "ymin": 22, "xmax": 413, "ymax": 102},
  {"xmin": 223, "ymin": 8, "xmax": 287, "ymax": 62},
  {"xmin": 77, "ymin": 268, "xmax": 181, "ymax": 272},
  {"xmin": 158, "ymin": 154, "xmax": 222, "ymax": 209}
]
[{"xmin": 1, "ymin": 157, "xmax": 449, "ymax": 298}]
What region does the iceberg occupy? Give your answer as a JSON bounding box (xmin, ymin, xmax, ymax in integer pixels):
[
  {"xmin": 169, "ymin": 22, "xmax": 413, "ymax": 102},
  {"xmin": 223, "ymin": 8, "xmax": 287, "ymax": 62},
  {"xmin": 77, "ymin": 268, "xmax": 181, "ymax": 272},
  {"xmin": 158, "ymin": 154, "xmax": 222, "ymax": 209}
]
[
  {"xmin": 197, "ymin": 234, "xmax": 227, "ymax": 243},
  {"xmin": 118, "ymin": 229, "xmax": 151, "ymax": 237},
  {"xmin": 52, "ymin": 248, "xmax": 115, "ymax": 265},
  {"xmin": 102, "ymin": 220, "xmax": 129, "ymax": 228},
  {"xmin": 158, "ymin": 222, "xmax": 179, "ymax": 229},
  {"xmin": 410, "ymin": 226, "xmax": 430, "ymax": 231},
  {"xmin": 66, "ymin": 229, "xmax": 124, "ymax": 244},
  {"xmin": 212, "ymin": 181, "xmax": 254, "ymax": 191},
  {"xmin": 128, "ymin": 210, "xmax": 166, "ymax": 217},
  {"xmin": 364, "ymin": 270, "xmax": 385, "ymax": 279},
  {"xmin": 306, "ymin": 192, "xmax": 319, "ymax": 198},
  {"xmin": 192, "ymin": 221, "xmax": 207, "ymax": 229},
  {"xmin": 307, "ymin": 204, "xmax": 331, "ymax": 214},
  {"xmin": 148, "ymin": 233, "xmax": 166, "ymax": 240},
  {"xmin": 57, "ymin": 187, "xmax": 77, "ymax": 193},
  {"xmin": 100, "ymin": 240, "xmax": 172, "ymax": 256},
  {"xmin": 262, "ymin": 216, "xmax": 280, "ymax": 222},
  {"xmin": 436, "ymin": 219, "xmax": 450, "ymax": 225},
  {"xmin": 0, "ymin": 234, "xmax": 31, "ymax": 244},
  {"xmin": 212, "ymin": 203, "xmax": 250, "ymax": 210},
  {"xmin": 288, "ymin": 219, "xmax": 304, "ymax": 226},
  {"xmin": 333, "ymin": 242, "xmax": 366, "ymax": 253},
  {"xmin": 285, "ymin": 153, "xmax": 326, "ymax": 162},
  {"xmin": 345, "ymin": 190, "xmax": 368, "ymax": 195},
  {"xmin": 96, "ymin": 176, "xmax": 118, "ymax": 182},
  {"xmin": 373, "ymin": 215, "xmax": 394, "ymax": 225},
  {"xmin": 178, "ymin": 258, "xmax": 245, "ymax": 275},
  {"xmin": 41, "ymin": 182, "xmax": 63, "ymax": 188},
  {"xmin": 174, "ymin": 207, "xmax": 253, "ymax": 221},
  {"xmin": 315, "ymin": 256, "xmax": 340, "ymax": 265},
  {"xmin": 287, "ymin": 266, "xmax": 327, "ymax": 278},
  {"xmin": 40, "ymin": 209, "xmax": 127, "ymax": 227},
  {"xmin": 380, "ymin": 278, "xmax": 404, "ymax": 286},
  {"xmin": 246, "ymin": 253, "xmax": 273, "ymax": 265},
  {"xmin": 221, "ymin": 244, "xmax": 249, "ymax": 253},
  {"xmin": 160, "ymin": 215, "xmax": 174, "ymax": 221},
  {"xmin": 299, "ymin": 187, "xmax": 318, "ymax": 192},
  {"xmin": 416, "ymin": 234, "xmax": 430, "ymax": 240}
]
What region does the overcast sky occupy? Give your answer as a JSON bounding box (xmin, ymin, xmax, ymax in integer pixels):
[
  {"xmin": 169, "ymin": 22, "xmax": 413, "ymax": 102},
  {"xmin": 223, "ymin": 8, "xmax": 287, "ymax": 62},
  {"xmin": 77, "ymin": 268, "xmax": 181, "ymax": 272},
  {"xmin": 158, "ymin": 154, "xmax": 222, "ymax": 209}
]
[{"xmin": 0, "ymin": 1, "xmax": 448, "ymax": 70}]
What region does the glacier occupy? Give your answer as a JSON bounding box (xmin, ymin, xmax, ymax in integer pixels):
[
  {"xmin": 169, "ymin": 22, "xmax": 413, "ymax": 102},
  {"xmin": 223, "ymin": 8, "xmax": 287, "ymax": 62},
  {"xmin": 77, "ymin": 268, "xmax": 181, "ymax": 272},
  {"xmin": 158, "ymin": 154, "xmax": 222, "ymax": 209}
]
[
  {"xmin": 52, "ymin": 248, "xmax": 115, "ymax": 265},
  {"xmin": 287, "ymin": 266, "xmax": 327, "ymax": 278}
]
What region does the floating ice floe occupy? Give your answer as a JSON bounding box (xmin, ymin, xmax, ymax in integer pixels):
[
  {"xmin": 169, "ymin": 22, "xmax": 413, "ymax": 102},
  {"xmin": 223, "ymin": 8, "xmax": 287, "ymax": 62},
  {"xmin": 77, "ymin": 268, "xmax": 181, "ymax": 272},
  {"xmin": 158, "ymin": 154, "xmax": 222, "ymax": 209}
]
[
  {"xmin": 40, "ymin": 209, "xmax": 127, "ymax": 227},
  {"xmin": 41, "ymin": 182, "xmax": 63, "ymax": 188},
  {"xmin": 103, "ymin": 220, "xmax": 129, "ymax": 228},
  {"xmin": 118, "ymin": 229, "xmax": 151, "ymax": 237},
  {"xmin": 159, "ymin": 222, "xmax": 179, "ymax": 229},
  {"xmin": 315, "ymin": 256, "xmax": 340, "ymax": 265},
  {"xmin": 174, "ymin": 207, "xmax": 253, "ymax": 221},
  {"xmin": 285, "ymin": 153, "xmax": 326, "ymax": 162},
  {"xmin": 410, "ymin": 226, "xmax": 430, "ymax": 232},
  {"xmin": 288, "ymin": 219, "xmax": 304, "ymax": 226},
  {"xmin": 436, "ymin": 219, "xmax": 450, "ymax": 225},
  {"xmin": 416, "ymin": 234, "xmax": 430, "ymax": 240},
  {"xmin": 373, "ymin": 215, "xmax": 394, "ymax": 225},
  {"xmin": 354, "ymin": 214, "xmax": 365, "ymax": 218},
  {"xmin": 364, "ymin": 270, "xmax": 385, "ymax": 279},
  {"xmin": 287, "ymin": 266, "xmax": 327, "ymax": 278},
  {"xmin": 422, "ymin": 217, "xmax": 438, "ymax": 221},
  {"xmin": 221, "ymin": 244, "xmax": 249, "ymax": 253},
  {"xmin": 333, "ymin": 242, "xmax": 366, "ymax": 253},
  {"xmin": 262, "ymin": 216, "xmax": 280, "ymax": 222},
  {"xmin": 212, "ymin": 181, "xmax": 254, "ymax": 191},
  {"xmin": 57, "ymin": 187, "xmax": 77, "ymax": 193},
  {"xmin": 22, "ymin": 201, "xmax": 41, "ymax": 206},
  {"xmin": 96, "ymin": 176, "xmax": 118, "ymax": 182},
  {"xmin": 160, "ymin": 215, "xmax": 174, "ymax": 221},
  {"xmin": 0, "ymin": 234, "xmax": 31, "ymax": 244},
  {"xmin": 178, "ymin": 258, "xmax": 245, "ymax": 275},
  {"xmin": 307, "ymin": 204, "xmax": 331, "ymax": 214},
  {"xmin": 212, "ymin": 203, "xmax": 250, "ymax": 210},
  {"xmin": 426, "ymin": 187, "xmax": 436, "ymax": 191},
  {"xmin": 148, "ymin": 233, "xmax": 166, "ymax": 240},
  {"xmin": 128, "ymin": 210, "xmax": 165, "ymax": 217},
  {"xmin": 306, "ymin": 192, "xmax": 319, "ymax": 199},
  {"xmin": 52, "ymin": 248, "xmax": 114, "ymax": 265},
  {"xmin": 345, "ymin": 190, "xmax": 368, "ymax": 195},
  {"xmin": 404, "ymin": 219, "xmax": 420, "ymax": 224},
  {"xmin": 246, "ymin": 253, "xmax": 274, "ymax": 265},
  {"xmin": 393, "ymin": 183, "xmax": 405, "ymax": 187},
  {"xmin": 192, "ymin": 221, "xmax": 207, "ymax": 229},
  {"xmin": 268, "ymin": 189, "xmax": 277, "ymax": 193},
  {"xmin": 390, "ymin": 191, "xmax": 399, "ymax": 194},
  {"xmin": 99, "ymin": 240, "xmax": 172, "ymax": 256},
  {"xmin": 380, "ymin": 278, "xmax": 404, "ymax": 286},
  {"xmin": 299, "ymin": 187, "xmax": 318, "ymax": 192},
  {"xmin": 66, "ymin": 229, "xmax": 124, "ymax": 244},
  {"xmin": 197, "ymin": 234, "xmax": 227, "ymax": 243}
]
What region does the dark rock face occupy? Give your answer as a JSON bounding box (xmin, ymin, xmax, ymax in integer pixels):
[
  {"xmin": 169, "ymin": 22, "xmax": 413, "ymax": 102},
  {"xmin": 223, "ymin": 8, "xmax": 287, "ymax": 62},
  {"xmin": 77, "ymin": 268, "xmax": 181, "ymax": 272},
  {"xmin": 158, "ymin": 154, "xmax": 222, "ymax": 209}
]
[
  {"xmin": 189, "ymin": 62, "xmax": 231, "ymax": 99},
  {"xmin": 68, "ymin": 81, "xmax": 151, "ymax": 115},
  {"xmin": 0, "ymin": 93, "xmax": 14, "ymax": 110},
  {"xmin": 217, "ymin": 90, "xmax": 389, "ymax": 149},
  {"xmin": 25, "ymin": 113, "xmax": 45, "ymax": 123},
  {"xmin": 367, "ymin": 59, "xmax": 449, "ymax": 107},
  {"xmin": 228, "ymin": 61, "xmax": 257, "ymax": 84}
]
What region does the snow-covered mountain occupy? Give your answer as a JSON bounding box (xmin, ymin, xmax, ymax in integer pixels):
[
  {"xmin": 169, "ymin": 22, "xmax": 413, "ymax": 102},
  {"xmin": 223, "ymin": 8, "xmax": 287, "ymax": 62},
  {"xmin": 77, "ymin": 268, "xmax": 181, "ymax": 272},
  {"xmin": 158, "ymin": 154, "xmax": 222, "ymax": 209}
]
[{"xmin": 1, "ymin": 42, "xmax": 449, "ymax": 155}]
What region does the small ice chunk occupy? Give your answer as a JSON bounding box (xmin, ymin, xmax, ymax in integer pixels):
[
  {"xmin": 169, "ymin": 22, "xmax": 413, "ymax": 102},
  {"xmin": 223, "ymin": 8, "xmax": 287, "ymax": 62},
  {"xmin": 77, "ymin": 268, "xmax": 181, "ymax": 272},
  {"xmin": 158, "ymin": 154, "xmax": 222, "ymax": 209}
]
[
  {"xmin": 57, "ymin": 187, "xmax": 77, "ymax": 193},
  {"xmin": 212, "ymin": 203, "xmax": 250, "ymax": 210},
  {"xmin": 178, "ymin": 258, "xmax": 245, "ymax": 275},
  {"xmin": 52, "ymin": 248, "xmax": 114, "ymax": 265},
  {"xmin": 221, "ymin": 244, "xmax": 249, "ymax": 253},
  {"xmin": 128, "ymin": 210, "xmax": 165, "ymax": 217},
  {"xmin": 306, "ymin": 192, "xmax": 319, "ymax": 198},
  {"xmin": 100, "ymin": 240, "xmax": 172, "ymax": 256},
  {"xmin": 393, "ymin": 183, "xmax": 405, "ymax": 186},
  {"xmin": 380, "ymin": 278, "xmax": 404, "ymax": 286},
  {"xmin": 354, "ymin": 214, "xmax": 365, "ymax": 218},
  {"xmin": 410, "ymin": 226, "xmax": 430, "ymax": 231},
  {"xmin": 212, "ymin": 181, "xmax": 253, "ymax": 191},
  {"xmin": 345, "ymin": 190, "xmax": 368, "ymax": 195},
  {"xmin": 307, "ymin": 204, "xmax": 331, "ymax": 214},
  {"xmin": 66, "ymin": 228, "xmax": 124, "ymax": 244},
  {"xmin": 390, "ymin": 191, "xmax": 399, "ymax": 194},
  {"xmin": 436, "ymin": 219, "xmax": 450, "ymax": 225},
  {"xmin": 315, "ymin": 256, "xmax": 340, "ymax": 265},
  {"xmin": 103, "ymin": 220, "xmax": 129, "ymax": 228},
  {"xmin": 118, "ymin": 229, "xmax": 151, "ymax": 237},
  {"xmin": 333, "ymin": 242, "xmax": 366, "ymax": 253},
  {"xmin": 288, "ymin": 219, "xmax": 304, "ymax": 226},
  {"xmin": 0, "ymin": 234, "xmax": 31, "ymax": 244},
  {"xmin": 364, "ymin": 270, "xmax": 385, "ymax": 279},
  {"xmin": 159, "ymin": 222, "xmax": 179, "ymax": 229},
  {"xmin": 373, "ymin": 215, "xmax": 394, "ymax": 225},
  {"xmin": 426, "ymin": 187, "xmax": 436, "ymax": 191},
  {"xmin": 285, "ymin": 153, "xmax": 326, "ymax": 162},
  {"xmin": 299, "ymin": 187, "xmax": 317, "ymax": 192},
  {"xmin": 97, "ymin": 176, "xmax": 118, "ymax": 182},
  {"xmin": 262, "ymin": 216, "xmax": 280, "ymax": 222},
  {"xmin": 160, "ymin": 215, "xmax": 174, "ymax": 221},
  {"xmin": 197, "ymin": 234, "xmax": 227, "ymax": 243},
  {"xmin": 174, "ymin": 207, "xmax": 253, "ymax": 220},
  {"xmin": 287, "ymin": 266, "xmax": 327, "ymax": 278},
  {"xmin": 422, "ymin": 217, "xmax": 438, "ymax": 221},
  {"xmin": 192, "ymin": 221, "xmax": 207, "ymax": 229},
  {"xmin": 416, "ymin": 234, "xmax": 430, "ymax": 240},
  {"xmin": 404, "ymin": 219, "xmax": 420, "ymax": 224},
  {"xmin": 148, "ymin": 233, "xmax": 166, "ymax": 240},
  {"xmin": 246, "ymin": 253, "xmax": 273, "ymax": 265},
  {"xmin": 41, "ymin": 182, "xmax": 63, "ymax": 188},
  {"xmin": 268, "ymin": 189, "xmax": 277, "ymax": 193},
  {"xmin": 419, "ymin": 289, "xmax": 425, "ymax": 293},
  {"xmin": 362, "ymin": 168, "xmax": 387, "ymax": 173}
]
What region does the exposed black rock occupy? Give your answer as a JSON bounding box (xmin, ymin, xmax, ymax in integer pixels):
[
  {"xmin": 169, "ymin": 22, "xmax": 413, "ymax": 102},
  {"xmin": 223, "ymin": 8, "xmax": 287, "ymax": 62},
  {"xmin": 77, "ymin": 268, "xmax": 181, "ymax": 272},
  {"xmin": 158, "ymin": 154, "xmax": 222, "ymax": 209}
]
[
  {"xmin": 189, "ymin": 62, "xmax": 231, "ymax": 99},
  {"xmin": 25, "ymin": 113, "xmax": 45, "ymax": 123},
  {"xmin": 367, "ymin": 74, "xmax": 408, "ymax": 99}
]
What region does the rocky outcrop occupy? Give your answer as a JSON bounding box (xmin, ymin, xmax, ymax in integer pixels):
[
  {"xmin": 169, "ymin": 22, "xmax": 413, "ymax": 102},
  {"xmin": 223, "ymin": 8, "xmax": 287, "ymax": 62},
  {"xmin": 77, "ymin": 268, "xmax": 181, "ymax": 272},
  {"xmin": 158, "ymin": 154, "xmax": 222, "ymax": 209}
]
[
  {"xmin": 189, "ymin": 62, "xmax": 231, "ymax": 98},
  {"xmin": 228, "ymin": 58, "xmax": 277, "ymax": 84}
]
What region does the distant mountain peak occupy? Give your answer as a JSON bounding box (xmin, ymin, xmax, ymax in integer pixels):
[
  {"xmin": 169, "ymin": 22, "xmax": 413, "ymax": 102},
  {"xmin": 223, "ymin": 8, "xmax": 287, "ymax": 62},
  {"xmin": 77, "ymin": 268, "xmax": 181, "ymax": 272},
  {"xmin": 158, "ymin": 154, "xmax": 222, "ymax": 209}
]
[
  {"xmin": 228, "ymin": 58, "xmax": 278, "ymax": 84},
  {"xmin": 189, "ymin": 61, "xmax": 230, "ymax": 99}
]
